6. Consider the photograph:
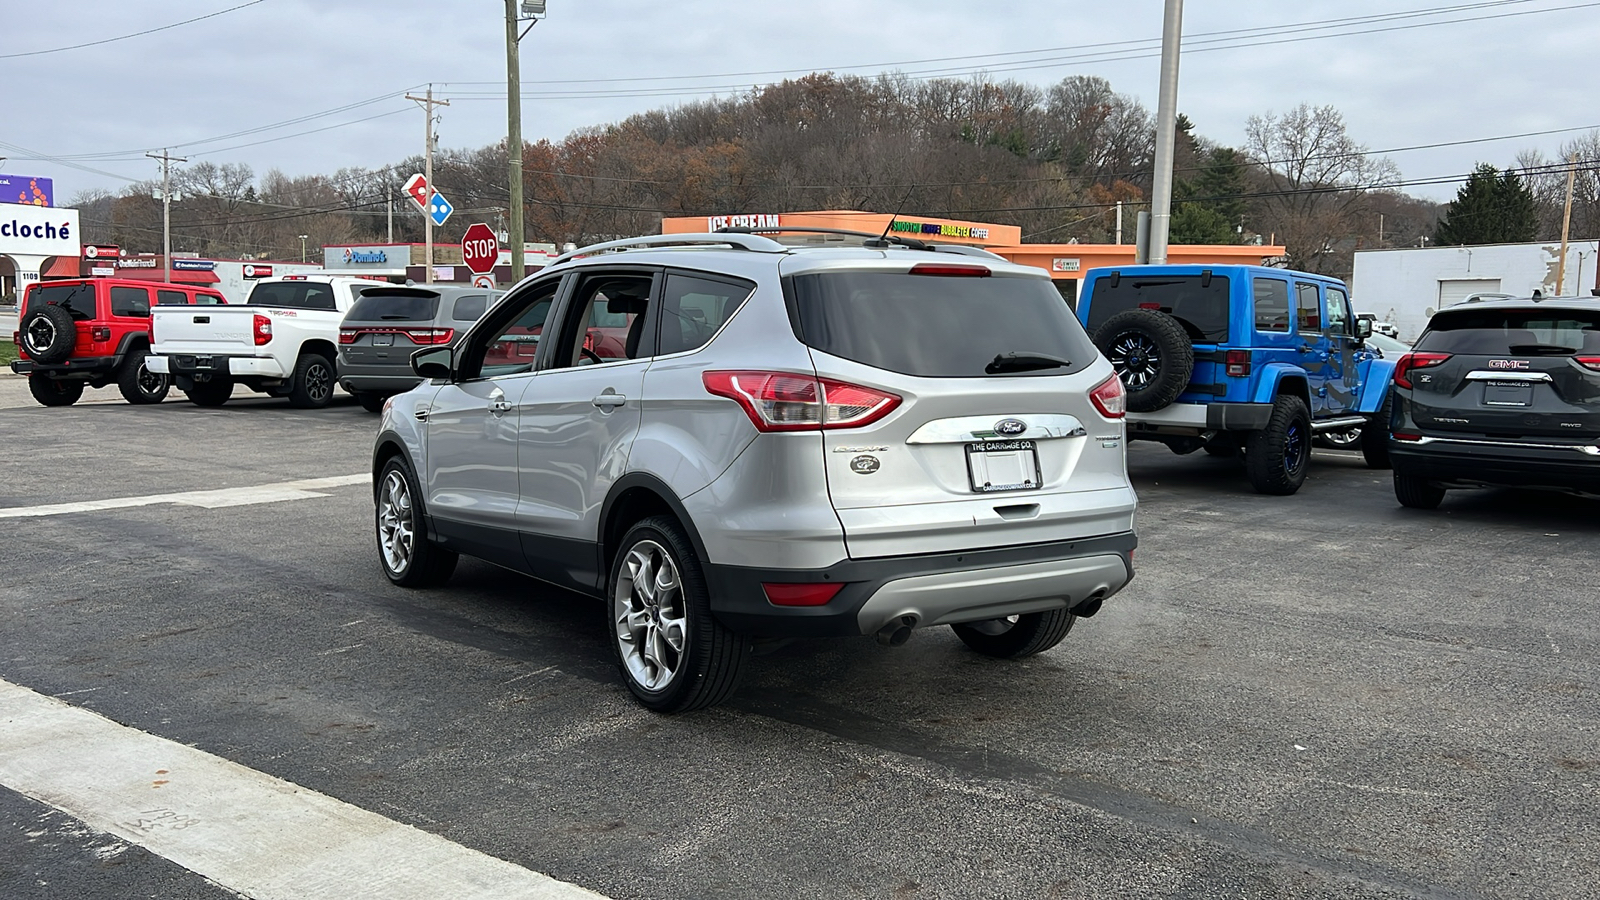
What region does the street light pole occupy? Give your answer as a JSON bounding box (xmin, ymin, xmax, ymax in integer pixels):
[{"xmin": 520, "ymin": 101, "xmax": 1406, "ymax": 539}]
[
  {"xmin": 507, "ymin": 1, "xmax": 546, "ymax": 286},
  {"xmin": 298, "ymin": 235, "xmax": 309, "ymax": 264},
  {"xmin": 1147, "ymin": 0, "xmax": 1184, "ymax": 265}
]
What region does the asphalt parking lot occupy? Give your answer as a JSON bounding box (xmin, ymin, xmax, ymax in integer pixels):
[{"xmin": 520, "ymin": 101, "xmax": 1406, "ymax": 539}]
[{"xmin": 2, "ymin": 375, "xmax": 1597, "ymax": 900}]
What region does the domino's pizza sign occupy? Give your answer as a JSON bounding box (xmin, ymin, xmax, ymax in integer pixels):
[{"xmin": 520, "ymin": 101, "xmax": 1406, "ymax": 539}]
[{"xmin": 0, "ymin": 204, "xmax": 80, "ymax": 257}]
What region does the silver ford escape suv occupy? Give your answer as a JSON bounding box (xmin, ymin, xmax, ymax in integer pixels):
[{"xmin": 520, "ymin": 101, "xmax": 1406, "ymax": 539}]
[{"xmin": 371, "ymin": 230, "xmax": 1138, "ymax": 712}]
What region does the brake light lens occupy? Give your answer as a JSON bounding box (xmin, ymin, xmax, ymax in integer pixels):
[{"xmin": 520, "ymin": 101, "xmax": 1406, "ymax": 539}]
[
  {"xmin": 762, "ymin": 582, "xmax": 845, "ymax": 607},
  {"xmin": 90, "ymin": 325, "xmax": 112, "ymax": 342},
  {"xmin": 1576, "ymin": 356, "xmax": 1600, "ymax": 372},
  {"xmin": 1393, "ymin": 432, "xmax": 1423, "ymax": 442},
  {"xmin": 907, "ymin": 263, "xmax": 991, "ymax": 277},
  {"xmin": 339, "ymin": 328, "xmax": 358, "ymax": 345},
  {"xmin": 1089, "ymin": 373, "xmax": 1126, "ymax": 419},
  {"xmin": 253, "ymin": 314, "xmax": 272, "ymax": 346},
  {"xmin": 406, "ymin": 327, "xmax": 454, "ymax": 345},
  {"xmin": 702, "ymin": 371, "xmax": 901, "ymax": 432},
  {"xmin": 1225, "ymin": 349, "xmax": 1251, "ymax": 378},
  {"xmin": 1392, "ymin": 352, "xmax": 1450, "ymax": 388}
]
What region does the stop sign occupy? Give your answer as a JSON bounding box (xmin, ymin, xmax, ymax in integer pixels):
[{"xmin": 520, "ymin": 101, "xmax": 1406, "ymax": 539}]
[{"xmin": 461, "ymin": 223, "xmax": 498, "ymax": 275}]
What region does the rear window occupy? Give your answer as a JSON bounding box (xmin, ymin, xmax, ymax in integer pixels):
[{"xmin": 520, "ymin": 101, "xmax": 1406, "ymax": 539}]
[
  {"xmin": 787, "ymin": 271, "xmax": 1096, "ymax": 378},
  {"xmin": 1086, "ymin": 273, "xmax": 1231, "ymax": 343},
  {"xmin": 27, "ymin": 283, "xmax": 98, "ymax": 320},
  {"xmin": 247, "ymin": 281, "xmax": 337, "ymax": 310},
  {"xmin": 346, "ymin": 291, "xmax": 440, "ymax": 322},
  {"xmin": 1417, "ymin": 309, "xmax": 1600, "ymax": 355}
]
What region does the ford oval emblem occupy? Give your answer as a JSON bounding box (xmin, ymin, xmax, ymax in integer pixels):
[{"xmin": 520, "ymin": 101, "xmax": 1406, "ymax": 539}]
[{"xmin": 995, "ymin": 418, "xmax": 1027, "ymax": 436}]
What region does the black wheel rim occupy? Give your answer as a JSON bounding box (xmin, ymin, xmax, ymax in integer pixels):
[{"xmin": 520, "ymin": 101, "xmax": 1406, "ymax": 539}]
[
  {"xmin": 1284, "ymin": 421, "xmax": 1308, "ymax": 476},
  {"xmin": 1323, "ymin": 428, "xmax": 1360, "ymax": 447},
  {"xmin": 137, "ymin": 364, "xmax": 167, "ymax": 397},
  {"xmin": 24, "ymin": 318, "xmax": 54, "ymax": 354},
  {"xmin": 306, "ymin": 363, "xmax": 331, "ymax": 402},
  {"xmin": 1107, "ymin": 332, "xmax": 1161, "ymax": 391}
]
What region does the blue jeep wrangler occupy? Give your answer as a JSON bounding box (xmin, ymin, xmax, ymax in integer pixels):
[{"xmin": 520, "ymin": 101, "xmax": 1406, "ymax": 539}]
[{"xmin": 1076, "ymin": 264, "xmax": 1396, "ymax": 495}]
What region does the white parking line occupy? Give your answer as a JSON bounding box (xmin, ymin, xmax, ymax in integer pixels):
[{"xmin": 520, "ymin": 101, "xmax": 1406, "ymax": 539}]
[
  {"xmin": 0, "ymin": 474, "xmax": 371, "ymax": 519},
  {"xmin": 0, "ymin": 679, "xmax": 607, "ymax": 900}
]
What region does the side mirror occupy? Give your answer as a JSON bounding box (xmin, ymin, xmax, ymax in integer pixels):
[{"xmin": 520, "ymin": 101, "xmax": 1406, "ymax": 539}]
[
  {"xmin": 411, "ymin": 346, "xmax": 454, "ymax": 380},
  {"xmin": 1354, "ymin": 317, "xmax": 1373, "ymax": 340}
]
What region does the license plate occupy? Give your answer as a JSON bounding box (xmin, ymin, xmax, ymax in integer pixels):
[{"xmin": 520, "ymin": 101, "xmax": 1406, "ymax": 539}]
[
  {"xmin": 966, "ymin": 440, "xmax": 1041, "ymax": 493},
  {"xmin": 1483, "ymin": 381, "xmax": 1534, "ymax": 407},
  {"xmin": 371, "ymin": 334, "xmax": 394, "ymax": 346}
]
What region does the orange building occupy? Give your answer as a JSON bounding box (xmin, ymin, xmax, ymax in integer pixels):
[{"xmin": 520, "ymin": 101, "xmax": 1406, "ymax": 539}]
[{"xmin": 661, "ymin": 210, "xmax": 1286, "ymax": 302}]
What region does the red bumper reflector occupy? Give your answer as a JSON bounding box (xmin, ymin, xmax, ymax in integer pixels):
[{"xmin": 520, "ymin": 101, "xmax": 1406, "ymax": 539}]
[{"xmin": 762, "ymin": 582, "xmax": 845, "ymax": 607}]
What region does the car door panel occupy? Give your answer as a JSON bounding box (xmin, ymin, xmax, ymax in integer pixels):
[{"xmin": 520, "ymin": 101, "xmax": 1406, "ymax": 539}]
[{"xmin": 425, "ymin": 375, "xmax": 530, "ymax": 569}]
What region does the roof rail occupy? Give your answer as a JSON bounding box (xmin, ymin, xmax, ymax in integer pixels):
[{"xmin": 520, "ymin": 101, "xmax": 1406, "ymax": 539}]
[
  {"xmin": 717, "ymin": 225, "xmax": 929, "ymax": 250},
  {"xmin": 925, "ymin": 243, "xmax": 1007, "ymax": 261},
  {"xmin": 548, "ymin": 232, "xmax": 787, "ymax": 266}
]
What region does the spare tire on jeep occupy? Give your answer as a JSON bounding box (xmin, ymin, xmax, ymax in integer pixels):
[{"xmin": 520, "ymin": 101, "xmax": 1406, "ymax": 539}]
[
  {"xmin": 1093, "ymin": 309, "xmax": 1195, "ymax": 412},
  {"xmin": 20, "ymin": 304, "xmax": 78, "ymax": 364}
]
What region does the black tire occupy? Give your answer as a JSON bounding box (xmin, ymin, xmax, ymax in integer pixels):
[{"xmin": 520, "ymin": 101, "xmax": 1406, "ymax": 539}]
[
  {"xmin": 184, "ymin": 377, "xmax": 232, "ymax": 407},
  {"xmin": 375, "ymin": 458, "xmax": 458, "ymax": 587},
  {"xmin": 951, "ymin": 609, "xmax": 1076, "ymax": 659},
  {"xmin": 1203, "ymin": 433, "xmax": 1240, "ymax": 458},
  {"xmin": 288, "ymin": 353, "xmax": 336, "ymax": 409},
  {"xmin": 1394, "ymin": 470, "xmax": 1446, "ymax": 509},
  {"xmin": 1093, "ymin": 309, "xmax": 1195, "ymax": 412},
  {"xmin": 117, "ymin": 348, "xmax": 170, "ymax": 405},
  {"xmin": 19, "ymin": 304, "xmax": 77, "ymax": 364},
  {"xmin": 28, "ymin": 376, "xmax": 83, "ymax": 407},
  {"xmin": 608, "ymin": 515, "xmax": 749, "ymax": 713},
  {"xmin": 1361, "ymin": 393, "xmax": 1393, "ymax": 470},
  {"xmin": 354, "ymin": 391, "xmax": 388, "ymax": 414},
  {"xmin": 1245, "ymin": 394, "xmax": 1312, "ymax": 495}
]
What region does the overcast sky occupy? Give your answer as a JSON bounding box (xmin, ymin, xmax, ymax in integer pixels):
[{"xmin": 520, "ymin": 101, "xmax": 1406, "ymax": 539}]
[{"xmin": 4, "ymin": 0, "xmax": 1597, "ymax": 208}]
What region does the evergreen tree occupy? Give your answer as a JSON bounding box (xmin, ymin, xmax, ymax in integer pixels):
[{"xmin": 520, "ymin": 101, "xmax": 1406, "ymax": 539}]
[{"xmin": 1435, "ymin": 164, "xmax": 1538, "ymax": 245}]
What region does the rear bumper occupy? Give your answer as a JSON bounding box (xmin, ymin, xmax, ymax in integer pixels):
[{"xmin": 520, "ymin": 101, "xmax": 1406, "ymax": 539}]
[
  {"xmin": 162, "ymin": 354, "xmax": 286, "ymax": 378},
  {"xmin": 704, "ymin": 531, "xmax": 1136, "ymax": 638},
  {"xmin": 338, "ymin": 368, "xmax": 422, "ymax": 394},
  {"xmin": 1391, "ymin": 436, "xmax": 1600, "ymax": 493},
  {"xmin": 10, "ymin": 356, "xmax": 120, "ymax": 379},
  {"xmin": 1127, "ymin": 401, "xmax": 1273, "ymax": 435}
]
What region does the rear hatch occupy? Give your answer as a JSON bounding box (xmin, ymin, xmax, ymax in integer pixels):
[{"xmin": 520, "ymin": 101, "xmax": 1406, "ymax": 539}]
[
  {"xmin": 339, "ymin": 288, "xmax": 448, "ymax": 369},
  {"xmin": 1405, "ymin": 305, "xmax": 1600, "ymax": 440},
  {"xmin": 1082, "ymin": 270, "xmax": 1231, "ymax": 399},
  {"xmin": 783, "ymin": 258, "xmax": 1134, "ymax": 559}
]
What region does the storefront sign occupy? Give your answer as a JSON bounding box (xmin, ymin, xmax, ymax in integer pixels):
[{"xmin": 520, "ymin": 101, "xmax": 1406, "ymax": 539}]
[
  {"xmin": 118, "ymin": 258, "xmax": 159, "ymax": 269},
  {"xmin": 344, "ymin": 248, "xmax": 389, "ymax": 264},
  {"xmin": 172, "ymin": 259, "xmax": 216, "ymax": 271},
  {"xmin": 91, "ymin": 266, "xmax": 116, "ymax": 277},
  {"xmin": 432, "ymin": 265, "xmax": 455, "ymax": 281},
  {"xmin": 0, "ymin": 205, "xmax": 79, "ymax": 257},
  {"xmin": 706, "ymin": 214, "xmax": 780, "ymax": 231},
  {"xmin": 1051, "ymin": 258, "xmax": 1081, "ymax": 272},
  {"xmin": 889, "ymin": 220, "xmax": 990, "ymax": 240},
  {"xmin": 242, "ymin": 264, "xmax": 274, "ymax": 279},
  {"xmin": 0, "ymin": 173, "xmax": 53, "ymax": 207},
  {"xmin": 83, "ymin": 244, "xmax": 120, "ymax": 259}
]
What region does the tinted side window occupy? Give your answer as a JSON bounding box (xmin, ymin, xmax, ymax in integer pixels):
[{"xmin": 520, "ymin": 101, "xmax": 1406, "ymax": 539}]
[
  {"xmin": 196, "ymin": 293, "xmax": 227, "ymax": 305},
  {"xmin": 1086, "ymin": 273, "xmax": 1231, "ymax": 343},
  {"xmin": 1252, "ymin": 278, "xmax": 1290, "ymax": 333},
  {"xmin": 1295, "ymin": 283, "xmax": 1321, "ymax": 333},
  {"xmin": 659, "ymin": 274, "xmax": 754, "ymax": 355},
  {"xmin": 1326, "ymin": 287, "xmax": 1351, "ymax": 335},
  {"xmin": 110, "ymin": 286, "xmax": 151, "ymax": 317},
  {"xmin": 156, "ymin": 290, "xmax": 189, "ymax": 306},
  {"xmin": 470, "ymin": 279, "xmax": 562, "ymax": 380},
  {"xmin": 451, "ymin": 294, "xmax": 488, "ymax": 322}
]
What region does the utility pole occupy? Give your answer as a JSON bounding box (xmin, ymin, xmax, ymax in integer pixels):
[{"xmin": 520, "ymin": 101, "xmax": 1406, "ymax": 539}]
[
  {"xmin": 507, "ymin": 1, "xmax": 547, "ymax": 286},
  {"xmin": 1146, "ymin": 0, "xmax": 1184, "ymax": 265},
  {"xmin": 1556, "ymin": 153, "xmax": 1578, "ymax": 295},
  {"xmin": 406, "ymin": 85, "xmax": 450, "ymax": 284},
  {"xmin": 386, "ymin": 188, "xmax": 394, "ymax": 244},
  {"xmin": 1115, "ymin": 201, "xmax": 1123, "ymax": 245},
  {"xmin": 147, "ymin": 148, "xmax": 187, "ymax": 284}
]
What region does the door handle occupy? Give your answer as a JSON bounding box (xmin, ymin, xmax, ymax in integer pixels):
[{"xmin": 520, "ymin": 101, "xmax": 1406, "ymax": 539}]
[
  {"xmin": 592, "ymin": 392, "xmax": 627, "ymax": 410},
  {"xmin": 414, "ymin": 407, "xmax": 429, "ymax": 421},
  {"xmin": 488, "ymin": 395, "xmax": 512, "ymax": 415}
]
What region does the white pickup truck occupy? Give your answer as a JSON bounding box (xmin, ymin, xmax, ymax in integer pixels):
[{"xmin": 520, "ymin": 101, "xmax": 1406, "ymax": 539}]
[{"xmin": 147, "ymin": 274, "xmax": 374, "ymax": 408}]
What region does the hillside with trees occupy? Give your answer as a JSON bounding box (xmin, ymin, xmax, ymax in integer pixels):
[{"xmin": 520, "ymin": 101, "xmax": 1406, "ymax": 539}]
[{"xmin": 71, "ymin": 71, "xmax": 1597, "ymax": 279}]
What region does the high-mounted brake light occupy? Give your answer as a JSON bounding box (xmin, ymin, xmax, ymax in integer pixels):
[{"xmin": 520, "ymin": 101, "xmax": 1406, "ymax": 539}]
[
  {"xmin": 702, "ymin": 370, "xmax": 901, "ymax": 432},
  {"xmin": 1393, "ymin": 352, "xmax": 1450, "ymax": 388},
  {"xmin": 1225, "ymin": 349, "xmax": 1251, "ymax": 378},
  {"xmin": 762, "ymin": 582, "xmax": 845, "ymax": 607},
  {"xmin": 1575, "ymin": 356, "xmax": 1600, "ymax": 373},
  {"xmin": 253, "ymin": 313, "xmax": 273, "ymax": 346},
  {"xmin": 907, "ymin": 263, "xmax": 990, "ymax": 277},
  {"xmin": 1089, "ymin": 373, "xmax": 1126, "ymax": 419}
]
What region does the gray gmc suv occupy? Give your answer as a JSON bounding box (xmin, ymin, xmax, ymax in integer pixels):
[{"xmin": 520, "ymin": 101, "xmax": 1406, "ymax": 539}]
[{"xmin": 371, "ymin": 231, "xmax": 1138, "ymax": 711}]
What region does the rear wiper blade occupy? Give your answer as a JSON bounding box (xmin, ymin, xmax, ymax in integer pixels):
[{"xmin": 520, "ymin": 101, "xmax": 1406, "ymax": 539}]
[
  {"xmin": 986, "ymin": 352, "xmax": 1071, "ymax": 374},
  {"xmin": 1506, "ymin": 344, "xmax": 1577, "ymax": 356}
]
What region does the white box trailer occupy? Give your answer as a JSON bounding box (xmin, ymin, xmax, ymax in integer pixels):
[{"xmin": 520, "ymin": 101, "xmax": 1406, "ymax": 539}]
[{"xmin": 1351, "ymin": 240, "xmax": 1600, "ymax": 342}]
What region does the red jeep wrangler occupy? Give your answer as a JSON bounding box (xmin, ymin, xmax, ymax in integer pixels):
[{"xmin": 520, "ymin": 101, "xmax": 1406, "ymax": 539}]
[{"xmin": 10, "ymin": 278, "xmax": 228, "ymax": 407}]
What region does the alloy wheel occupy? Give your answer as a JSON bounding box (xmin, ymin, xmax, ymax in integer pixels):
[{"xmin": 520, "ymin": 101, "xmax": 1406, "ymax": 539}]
[
  {"xmin": 613, "ymin": 540, "xmax": 687, "ymax": 692},
  {"xmin": 1107, "ymin": 332, "xmax": 1161, "ymax": 391},
  {"xmin": 24, "ymin": 318, "xmax": 54, "ymax": 354},
  {"xmin": 377, "ymin": 470, "xmax": 415, "ymax": 576},
  {"xmin": 306, "ymin": 362, "xmax": 332, "ymax": 403},
  {"xmin": 137, "ymin": 364, "xmax": 167, "ymax": 397}
]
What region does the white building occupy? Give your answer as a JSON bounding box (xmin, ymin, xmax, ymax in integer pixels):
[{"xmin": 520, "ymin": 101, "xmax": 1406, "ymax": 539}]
[{"xmin": 1351, "ymin": 240, "xmax": 1600, "ymax": 342}]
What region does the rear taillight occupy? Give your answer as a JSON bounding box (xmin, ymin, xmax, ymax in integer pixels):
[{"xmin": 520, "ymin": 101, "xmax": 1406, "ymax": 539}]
[
  {"xmin": 91, "ymin": 325, "xmax": 111, "ymax": 342},
  {"xmin": 1089, "ymin": 373, "xmax": 1126, "ymax": 419},
  {"xmin": 339, "ymin": 328, "xmax": 358, "ymax": 345},
  {"xmin": 762, "ymin": 582, "xmax": 845, "ymax": 607},
  {"xmin": 907, "ymin": 263, "xmax": 991, "ymax": 277},
  {"xmin": 1576, "ymin": 356, "xmax": 1600, "ymax": 372},
  {"xmin": 1393, "ymin": 432, "xmax": 1423, "ymax": 442},
  {"xmin": 1392, "ymin": 352, "xmax": 1450, "ymax": 389},
  {"xmin": 405, "ymin": 327, "xmax": 454, "ymax": 345},
  {"xmin": 702, "ymin": 370, "xmax": 901, "ymax": 432},
  {"xmin": 1225, "ymin": 349, "xmax": 1250, "ymax": 378},
  {"xmin": 253, "ymin": 314, "xmax": 272, "ymax": 346}
]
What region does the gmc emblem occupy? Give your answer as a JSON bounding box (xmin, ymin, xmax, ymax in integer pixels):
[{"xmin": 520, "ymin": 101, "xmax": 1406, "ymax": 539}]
[{"xmin": 1488, "ymin": 359, "xmax": 1531, "ymax": 369}]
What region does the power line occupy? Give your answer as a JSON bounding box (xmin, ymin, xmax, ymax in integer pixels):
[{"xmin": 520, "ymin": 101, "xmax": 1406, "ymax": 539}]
[{"xmin": 0, "ymin": 1, "xmax": 270, "ymax": 60}]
